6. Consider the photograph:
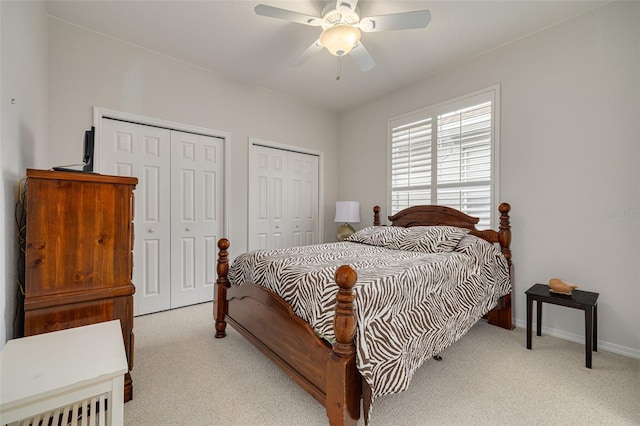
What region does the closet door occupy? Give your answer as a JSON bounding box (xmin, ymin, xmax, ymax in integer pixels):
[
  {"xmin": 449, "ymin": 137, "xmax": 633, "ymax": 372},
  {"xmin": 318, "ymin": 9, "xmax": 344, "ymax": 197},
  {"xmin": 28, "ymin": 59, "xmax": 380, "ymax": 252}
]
[
  {"xmin": 249, "ymin": 145, "xmax": 289, "ymax": 250},
  {"xmin": 101, "ymin": 118, "xmax": 225, "ymax": 315},
  {"xmin": 288, "ymin": 152, "xmax": 319, "ymax": 246},
  {"xmin": 248, "ymin": 144, "xmax": 319, "ymax": 251},
  {"xmin": 170, "ymin": 131, "xmax": 224, "ymax": 308},
  {"xmin": 100, "ymin": 119, "xmax": 171, "ymax": 316}
]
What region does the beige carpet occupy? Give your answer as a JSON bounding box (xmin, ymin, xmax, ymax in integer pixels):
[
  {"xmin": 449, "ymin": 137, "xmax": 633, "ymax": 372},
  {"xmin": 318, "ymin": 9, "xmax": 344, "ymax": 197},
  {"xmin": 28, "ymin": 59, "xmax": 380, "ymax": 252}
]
[{"xmin": 124, "ymin": 302, "xmax": 640, "ymax": 425}]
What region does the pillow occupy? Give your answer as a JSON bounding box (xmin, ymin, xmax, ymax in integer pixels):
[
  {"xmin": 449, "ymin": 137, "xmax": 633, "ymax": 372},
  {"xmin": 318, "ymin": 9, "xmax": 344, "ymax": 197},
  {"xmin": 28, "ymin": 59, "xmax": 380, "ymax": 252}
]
[
  {"xmin": 387, "ymin": 226, "xmax": 470, "ymax": 253},
  {"xmin": 345, "ymin": 226, "xmax": 409, "ymax": 247}
]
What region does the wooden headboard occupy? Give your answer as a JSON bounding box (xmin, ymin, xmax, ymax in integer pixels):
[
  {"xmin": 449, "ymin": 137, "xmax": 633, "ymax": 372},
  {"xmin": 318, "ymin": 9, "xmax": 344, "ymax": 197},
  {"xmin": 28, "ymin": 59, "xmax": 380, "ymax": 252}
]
[{"xmin": 372, "ymin": 203, "xmax": 512, "ymax": 269}]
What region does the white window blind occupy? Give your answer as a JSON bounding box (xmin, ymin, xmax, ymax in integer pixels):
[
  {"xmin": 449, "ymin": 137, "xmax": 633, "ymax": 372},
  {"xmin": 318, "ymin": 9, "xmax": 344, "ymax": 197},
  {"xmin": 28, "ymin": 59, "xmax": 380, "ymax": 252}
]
[{"xmin": 389, "ymin": 88, "xmax": 498, "ymax": 229}]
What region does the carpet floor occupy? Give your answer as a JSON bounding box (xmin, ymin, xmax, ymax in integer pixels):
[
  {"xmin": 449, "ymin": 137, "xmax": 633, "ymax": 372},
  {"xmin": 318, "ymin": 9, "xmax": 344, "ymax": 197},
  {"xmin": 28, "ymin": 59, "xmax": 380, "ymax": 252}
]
[{"xmin": 124, "ymin": 302, "xmax": 640, "ymax": 425}]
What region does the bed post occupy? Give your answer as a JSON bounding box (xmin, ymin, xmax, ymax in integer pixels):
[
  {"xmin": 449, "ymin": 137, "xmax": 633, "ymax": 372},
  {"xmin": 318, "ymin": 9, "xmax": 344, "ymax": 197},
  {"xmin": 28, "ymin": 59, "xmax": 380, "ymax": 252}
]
[
  {"xmin": 373, "ymin": 205, "xmax": 381, "ymax": 226},
  {"xmin": 487, "ymin": 203, "xmax": 514, "ymax": 330},
  {"xmin": 326, "ymin": 265, "xmax": 361, "ymax": 426},
  {"xmin": 215, "ymin": 238, "xmax": 230, "ymax": 338},
  {"xmin": 497, "ymin": 203, "xmax": 512, "ymax": 269}
]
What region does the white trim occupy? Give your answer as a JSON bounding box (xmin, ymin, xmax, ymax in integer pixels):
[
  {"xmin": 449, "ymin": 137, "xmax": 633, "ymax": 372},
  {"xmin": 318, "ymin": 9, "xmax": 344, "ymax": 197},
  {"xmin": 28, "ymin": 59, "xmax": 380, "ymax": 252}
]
[
  {"xmin": 493, "ymin": 85, "xmax": 501, "ymax": 223},
  {"xmin": 248, "ymin": 137, "xmax": 325, "ymax": 245},
  {"xmin": 93, "ymin": 107, "xmax": 230, "ymax": 238},
  {"xmin": 389, "ymin": 85, "xmax": 499, "ymax": 128},
  {"xmin": 514, "ymin": 319, "xmax": 640, "ymax": 360},
  {"xmin": 249, "ymin": 137, "xmax": 323, "ymax": 157}
]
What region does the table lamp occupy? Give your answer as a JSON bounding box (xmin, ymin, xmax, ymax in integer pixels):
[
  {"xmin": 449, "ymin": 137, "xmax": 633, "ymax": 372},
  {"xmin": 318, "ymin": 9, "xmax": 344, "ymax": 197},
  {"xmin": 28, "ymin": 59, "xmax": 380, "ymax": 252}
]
[{"xmin": 335, "ymin": 201, "xmax": 360, "ymax": 241}]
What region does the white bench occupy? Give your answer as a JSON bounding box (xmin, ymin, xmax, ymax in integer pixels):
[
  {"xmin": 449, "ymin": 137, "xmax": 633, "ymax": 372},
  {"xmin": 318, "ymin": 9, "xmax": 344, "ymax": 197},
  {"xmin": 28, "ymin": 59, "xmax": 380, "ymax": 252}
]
[{"xmin": 1, "ymin": 320, "xmax": 128, "ymax": 426}]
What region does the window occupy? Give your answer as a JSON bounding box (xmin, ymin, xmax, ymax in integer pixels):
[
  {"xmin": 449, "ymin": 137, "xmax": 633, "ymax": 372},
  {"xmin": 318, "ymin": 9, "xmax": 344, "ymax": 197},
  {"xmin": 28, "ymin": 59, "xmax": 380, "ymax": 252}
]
[{"xmin": 389, "ymin": 87, "xmax": 499, "ymax": 229}]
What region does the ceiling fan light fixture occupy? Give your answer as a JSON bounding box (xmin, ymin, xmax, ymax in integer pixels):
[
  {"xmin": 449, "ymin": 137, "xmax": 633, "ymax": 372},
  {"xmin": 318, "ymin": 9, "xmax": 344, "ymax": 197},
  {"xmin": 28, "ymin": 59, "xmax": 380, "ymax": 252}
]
[{"xmin": 319, "ymin": 24, "xmax": 361, "ymax": 56}]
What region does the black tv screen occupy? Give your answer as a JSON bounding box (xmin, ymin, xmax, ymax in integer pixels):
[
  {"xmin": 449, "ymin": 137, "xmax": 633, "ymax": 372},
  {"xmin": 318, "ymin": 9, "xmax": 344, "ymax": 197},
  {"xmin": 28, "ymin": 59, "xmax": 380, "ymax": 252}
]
[{"xmin": 82, "ymin": 126, "xmax": 95, "ymax": 172}]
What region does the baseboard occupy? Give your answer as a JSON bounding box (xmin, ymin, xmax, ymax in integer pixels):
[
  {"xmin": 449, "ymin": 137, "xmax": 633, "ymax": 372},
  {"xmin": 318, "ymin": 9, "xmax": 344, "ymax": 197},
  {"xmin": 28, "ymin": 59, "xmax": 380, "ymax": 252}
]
[{"xmin": 514, "ymin": 318, "xmax": 640, "ymax": 360}]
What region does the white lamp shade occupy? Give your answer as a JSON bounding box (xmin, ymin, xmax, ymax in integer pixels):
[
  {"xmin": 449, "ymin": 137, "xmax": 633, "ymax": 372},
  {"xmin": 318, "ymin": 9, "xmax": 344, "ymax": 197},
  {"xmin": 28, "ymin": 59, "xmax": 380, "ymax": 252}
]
[{"xmin": 335, "ymin": 201, "xmax": 360, "ymax": 223}]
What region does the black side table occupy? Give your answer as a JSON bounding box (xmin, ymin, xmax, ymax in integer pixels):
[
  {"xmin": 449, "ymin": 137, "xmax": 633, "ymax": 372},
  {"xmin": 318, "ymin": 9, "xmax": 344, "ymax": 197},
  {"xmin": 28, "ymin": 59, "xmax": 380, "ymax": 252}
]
[{"xmin": 526, "ymin": 283, "xmax": 599, "ymax": 368}]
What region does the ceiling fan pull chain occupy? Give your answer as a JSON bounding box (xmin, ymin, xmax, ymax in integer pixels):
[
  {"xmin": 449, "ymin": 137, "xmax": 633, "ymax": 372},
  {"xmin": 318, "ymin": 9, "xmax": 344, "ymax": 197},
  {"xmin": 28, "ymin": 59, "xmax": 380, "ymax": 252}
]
[{"xmin": 336, "ymin": 57, "xmax": 341, "ymax": 81}]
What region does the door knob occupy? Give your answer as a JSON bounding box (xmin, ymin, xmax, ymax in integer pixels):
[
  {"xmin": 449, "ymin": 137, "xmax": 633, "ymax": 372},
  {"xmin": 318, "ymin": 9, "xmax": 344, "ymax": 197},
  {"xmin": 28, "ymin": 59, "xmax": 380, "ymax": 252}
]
[
  {"xmin": 186, "ymin": 227, "xmax": 191, "ymax": 231},
  {"xmin": 148, "ymin": 228, "xmax": 155, "ymax": 233}
]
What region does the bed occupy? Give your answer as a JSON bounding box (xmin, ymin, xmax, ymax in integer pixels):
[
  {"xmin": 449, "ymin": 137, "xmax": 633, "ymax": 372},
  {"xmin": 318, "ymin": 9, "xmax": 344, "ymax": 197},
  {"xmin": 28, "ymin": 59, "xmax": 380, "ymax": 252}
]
[{"xmin": 214, "ymin": 203, "xmax": 513, "ymax": 425}]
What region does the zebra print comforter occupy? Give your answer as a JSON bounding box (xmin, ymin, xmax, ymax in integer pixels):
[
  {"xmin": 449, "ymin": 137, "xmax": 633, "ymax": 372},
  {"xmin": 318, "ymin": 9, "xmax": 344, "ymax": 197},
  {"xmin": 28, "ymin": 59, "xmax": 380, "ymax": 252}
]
[{"xmin": 228, "ymin": 233, "xmax": 510, "ymax": 400}]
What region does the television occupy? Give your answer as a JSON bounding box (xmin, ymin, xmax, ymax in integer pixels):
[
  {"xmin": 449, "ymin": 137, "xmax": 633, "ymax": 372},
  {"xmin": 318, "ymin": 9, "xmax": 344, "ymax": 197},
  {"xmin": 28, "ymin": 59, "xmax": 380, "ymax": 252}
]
[
  {"xmin": 52, "ymin": 126, "xmax": 95, "ymax": 172},
  {"xmin": 82, "ymin": 126, "xmax": 95, "ymax": 172}
]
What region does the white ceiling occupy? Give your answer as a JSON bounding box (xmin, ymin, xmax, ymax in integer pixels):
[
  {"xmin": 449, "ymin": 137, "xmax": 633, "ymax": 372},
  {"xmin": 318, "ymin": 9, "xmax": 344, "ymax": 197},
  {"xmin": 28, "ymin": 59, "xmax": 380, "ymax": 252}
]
[{"xmin": 45, "ymin": 0, "xmax": 608, "ymax": 112}]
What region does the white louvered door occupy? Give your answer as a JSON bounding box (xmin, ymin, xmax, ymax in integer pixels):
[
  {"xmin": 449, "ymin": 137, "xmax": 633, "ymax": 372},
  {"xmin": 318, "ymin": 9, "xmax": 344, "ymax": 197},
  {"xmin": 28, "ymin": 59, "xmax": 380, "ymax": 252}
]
[
  {"xmin": 100, "ymin": 119, "xmax": 171, "ymax": 316},
  {"xmin": 100, "ymin": 119, "xmax": 224, "ymax": 315}
]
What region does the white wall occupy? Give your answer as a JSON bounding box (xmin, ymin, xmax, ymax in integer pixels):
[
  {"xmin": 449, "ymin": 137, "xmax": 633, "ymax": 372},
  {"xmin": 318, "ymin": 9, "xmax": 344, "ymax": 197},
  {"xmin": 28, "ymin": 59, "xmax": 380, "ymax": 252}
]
[
  {"xmin": 0, "ymin": 1, "xmax": 49, "ymax": 348},
  {"xmin": 46, "ymin": 18, "xmax": 340, "ymax": 263},
  {"xmin": 339, "ymin": 1, "xmax": 640, "ymax": 356}
]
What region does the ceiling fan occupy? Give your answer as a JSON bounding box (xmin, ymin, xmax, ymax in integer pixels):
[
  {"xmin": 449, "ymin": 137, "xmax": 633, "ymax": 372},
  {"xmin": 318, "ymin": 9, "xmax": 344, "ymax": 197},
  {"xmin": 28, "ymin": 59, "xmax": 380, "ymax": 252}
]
[{"xmin": 255, "ymin": 0, "xmax": 431, "ymax": 73}]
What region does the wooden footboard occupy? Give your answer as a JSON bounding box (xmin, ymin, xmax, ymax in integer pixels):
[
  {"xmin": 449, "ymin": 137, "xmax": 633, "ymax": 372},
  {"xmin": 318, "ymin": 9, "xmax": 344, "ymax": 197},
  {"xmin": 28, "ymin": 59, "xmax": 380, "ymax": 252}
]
[
  {"xmin": 224, "ymin": 283, "xmax": 334, "ymax": 402},
  {"xmin": 214, "ymin": 239, "xmax": 360, "ymax": 426}
]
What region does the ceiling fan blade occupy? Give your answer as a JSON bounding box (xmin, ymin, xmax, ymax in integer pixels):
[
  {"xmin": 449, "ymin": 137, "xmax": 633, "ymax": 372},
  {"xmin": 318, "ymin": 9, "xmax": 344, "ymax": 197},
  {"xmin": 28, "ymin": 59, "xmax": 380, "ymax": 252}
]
[
  {"xmin": 255, "ymin": 4, "xmax": 323, "ymax": 26},
  {"xmin": 336, "ymin": 0, "xmax": 359, "ymax": 14},
  {"xmin": 290, "ymin": 40, "xmax": 324, "ymax": 66},
  {"xmin": 350, "ymin": 42, "xmax": 375, "ymax": 72},
  {"xmin": 359, "ymin": 10, "xmax": 431, "ymax": 32}
]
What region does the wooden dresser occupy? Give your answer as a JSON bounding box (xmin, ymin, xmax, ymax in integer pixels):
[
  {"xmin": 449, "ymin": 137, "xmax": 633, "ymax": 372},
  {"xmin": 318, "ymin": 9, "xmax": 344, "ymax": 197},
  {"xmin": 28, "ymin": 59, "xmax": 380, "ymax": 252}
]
[{"xmin": 23, "ymin": 169, "xmax": 137, "ymax": 402}]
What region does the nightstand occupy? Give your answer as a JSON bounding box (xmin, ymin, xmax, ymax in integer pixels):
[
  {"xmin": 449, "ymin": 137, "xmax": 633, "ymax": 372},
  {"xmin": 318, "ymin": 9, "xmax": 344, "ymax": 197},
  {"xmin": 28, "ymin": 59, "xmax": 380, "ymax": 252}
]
[{"xmin": 525, "ymin": 283, "xmax": 599, "ymax": 368}]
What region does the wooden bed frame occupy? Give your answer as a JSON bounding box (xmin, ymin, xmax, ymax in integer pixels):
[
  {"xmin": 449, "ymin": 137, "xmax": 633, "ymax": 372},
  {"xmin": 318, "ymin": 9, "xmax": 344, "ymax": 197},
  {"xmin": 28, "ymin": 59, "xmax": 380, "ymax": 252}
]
[{"xmin": 214, "ymin": 203, "xmax": 513, "ymax": 426}]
